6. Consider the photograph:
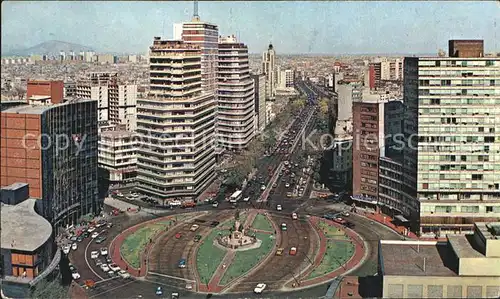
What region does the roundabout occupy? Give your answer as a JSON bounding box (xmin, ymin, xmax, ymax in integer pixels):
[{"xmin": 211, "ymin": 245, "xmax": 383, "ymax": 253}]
[{"xmin": 109, "ymin": 208, "xmax": 367, "ymax": 295}]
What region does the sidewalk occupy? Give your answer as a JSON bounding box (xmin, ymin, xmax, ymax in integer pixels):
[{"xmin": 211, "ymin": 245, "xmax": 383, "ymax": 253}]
[{"xmin": 353, "ymin": 208, "xmax": 418, "ymax": 239}]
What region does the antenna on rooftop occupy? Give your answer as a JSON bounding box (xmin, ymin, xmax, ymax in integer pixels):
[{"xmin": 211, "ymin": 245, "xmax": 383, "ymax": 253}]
[{"xmin": 193, "ymin": 0, "xmax": 199, "ymax": 18}]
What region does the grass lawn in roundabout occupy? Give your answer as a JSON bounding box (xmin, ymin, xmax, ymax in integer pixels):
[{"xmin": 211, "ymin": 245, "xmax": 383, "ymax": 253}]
[
  {"xmin": 120, "ymin": 215, "xmax": 189, "ymax": 268},
  {"xmin": 196, "ymin": 229, "xmax": 229, "ymax": 284},
  {"xmin": 318, "ymin": 221, "xmax": 350, "ymax": 240},
  {"xmin": 251, "ymin": 214, "xmax": 274, "ymax": 232},
  {"xmin": 219, "ymin": 231, "xmax": 276, "ymax": 285},
  {"xmin": 307, "ymin": 240, "xmax": 355, "ymax": 280}
]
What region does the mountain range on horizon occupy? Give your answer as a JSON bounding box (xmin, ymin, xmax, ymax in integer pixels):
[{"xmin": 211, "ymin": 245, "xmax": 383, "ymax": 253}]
[
  {"xmin": 2, "ymin": 40, "xmax": 441, "ymax": 58},
  {"xmin": 2, "ymin": 40, "xmax": 98, "ymax": 57}
]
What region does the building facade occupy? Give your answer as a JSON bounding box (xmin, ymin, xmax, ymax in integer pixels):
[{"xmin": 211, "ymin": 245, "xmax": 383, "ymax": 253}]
[
  {"xmin": 98, "ymin": 130, "xmax": 137, "ymax": 183},
  {"xmin": 252, "ymin": 73, "xmax": 266, "ymax": 132},
  {"xmin": 262, "ymin": 44, "xmax": 277, "ymax": 100},
  {"xmin": 1, "ymin": 99, "xmax": 99, "ymax": 228},
  {"xmin": 181, "ymin": 17, "xmax": 219, "ymax": 95},
  {"xmin": 217, "ymin": 35, "xmax": 255, "ymax": 150},
  {"xmin": 26, "ymin": 80, "xmax": 64, "ymax": 104},
  {"xmin": 136, "ymin": 38, "xmax": 216, "ymax": 201},
  {"xmin": 403, "ymin": 40, "xmax": 500, "ymax": 235}
]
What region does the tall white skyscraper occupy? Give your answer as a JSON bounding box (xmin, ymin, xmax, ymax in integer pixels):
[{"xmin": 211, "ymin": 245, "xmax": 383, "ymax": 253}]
[
  {"xmin": 217, "ymin": 35, "xmax": 255, "ymax": 150},
  {"xmin": 262, "ymin": 44, "xmax": 277, "ymax": 100},
  {"xmin": 136, "ymin": 38, "xmax": 216, "ymax": 201}
]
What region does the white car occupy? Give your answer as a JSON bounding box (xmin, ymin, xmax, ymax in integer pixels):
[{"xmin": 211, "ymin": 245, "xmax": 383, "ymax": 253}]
[
  {"xmin": 276, "ymin": 205, "xmax": 282, "ymax": 211},
  {"xmin": 292, "ymin": 212, "xmax": 298, "ymax": 220},
  {"xmin": 285, "ymin": 183, "xmax": 290, "ymax": 188},
  {"xmin": 190, "ymin": 224, "xmax": 199, "ymax": 232},
  {"xmin": 87, "ymin": 226, "xmax": 96, "ymax": 233},
  {"xmin": 117, "ymin": 270, "xmax": 130, "ymax": 279},
  {"xmin": 342, "ymin": 211, "xmax": 350, "ymax": 217},
  {"xmin": 62, "ymin": 246, "xmax": 70, "ymax": 254},
  {"xmin": 243, "ymin": 197, "xmax": 250, "ymax": 202},
  {"xmin": 90, "ymin": 251, "xmax": 99, "ymax": 259},
  {"xmin": 91, "ymin": 232, "xmax": 99, "ymax": 239},
  {"xmin": 254, "ymin": 283, "xmax": 267, "ymax": 294},
  {"xmin": 71, "ymin": 243, "xmax": 78, "ymax": 251},
  {"xmin": 71, "ymin": 272, "xmax": 81, "ymax": 280},
  {"xmin": 100, "ymin": 247, "xmax": 108, "ymax": 256},
  {"xmin": 109, "ymin": 263, "xmax": 121, "ymax": 272},
  {"xmin": 260, "ymin": 185, "xmax": 266, "ymax": 191},
  {"xmin": 100, "ymin": 264, "xmax": 110, "ymax": 272}
]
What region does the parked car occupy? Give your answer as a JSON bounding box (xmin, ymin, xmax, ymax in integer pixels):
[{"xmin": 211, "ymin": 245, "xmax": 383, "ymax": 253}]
[
  {"xmin": 117, "ymin": 270, "xmax": 130, "ymax": 279},
  {"xmin": 109, "ymin": 263, "xmax": 120, "ymax": 272},
  {"xmin": 71, "ymin": 243, "xmax": 78, "ymax": 251},
  {"xmin": 254, "ymin": 283, "xmax": 267, "ymax": 294},
  {"xmin": 212, "ymin": 201, "xmax": 219, "ymax": 208},
  {"xmin": 91, "ymin": 232, "xmax": 99, "ymax": 239},
  {"xmin": 276, "ymin": 205, "xmax": 282, "ymax": 211},
  {"xmin": 190, "ymin": 224, "xmax": 199, "ymax": 232},
  {"xmin": 90, "ymin": 251, "xmax": 100, "ymax": 259},
  {"xmin": 100, "ymin": 248, "xmax": 108, "ymax": 256},
  {"xmin": 62, "ymin": 246, "xmax": 70, "ymax": 254},
  {"xmin": 107, "ymin": 270, "xmax": 116, "ymax": 278},
  {"xmin": 100, "ymin": 264, "xmax": 110, "ymax": 272},
  {"xmin": 95, "ymin": 236, "xmax": 107, "ymax": 244},
  {"xmin": 275, "ymin": 248, "xmax": 284, "ymax": 256},
  {"xmin": 292, "ymin": 212, "xmax": 298, "ymax": 220},
  {"xmin": 71, "ymin": 271, "xmax": 81, "ymax": 280}
]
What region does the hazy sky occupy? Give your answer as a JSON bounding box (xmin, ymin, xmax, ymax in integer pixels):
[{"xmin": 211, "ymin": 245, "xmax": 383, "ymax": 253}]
[{"xmin": 2, "ymin": 1, "xmax": 499, "ymax": 54}]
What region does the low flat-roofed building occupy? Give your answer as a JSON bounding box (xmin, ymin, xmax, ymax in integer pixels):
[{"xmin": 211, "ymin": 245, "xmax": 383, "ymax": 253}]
[
  {"xmin": 379, "ymin": 222, "xmax": 500, "ymax": 298},
  {"xmin": 1, "ymin": 197, "xmax": 54, "ymax": 281}
]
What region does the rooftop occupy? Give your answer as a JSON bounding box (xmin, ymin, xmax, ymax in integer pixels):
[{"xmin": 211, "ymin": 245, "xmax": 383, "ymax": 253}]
[
  {"xmin": 1, "ymin": 198, "xmax": 52, "ymax": 252},
  {"xmin": 380, "ymin": 240, "xmax": 458, "ymax": 277},
  {"xmin": 100, "ymin": 130, "xmax": 135, "ymax": 139},
  {"xmin": 1, "ymin": 98, "xmax": 94, "ymax": 115},
  {"xmin": 1, "ymin": 182, "xmax": 28, "ymax": 191},
  {"xmin": 448, "ymin": 235, "xmax": 484, "ymax": 259}
]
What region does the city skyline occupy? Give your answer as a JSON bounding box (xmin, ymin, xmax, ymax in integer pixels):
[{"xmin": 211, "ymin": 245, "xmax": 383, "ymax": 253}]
[{"xmin": 2, "ymin": 1, "xmax": 499, "ymax": 55}]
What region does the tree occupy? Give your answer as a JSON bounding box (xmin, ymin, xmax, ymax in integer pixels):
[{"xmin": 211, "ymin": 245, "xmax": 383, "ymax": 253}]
[
  {"xmin": 30, "ymin": 277, "xmax": 69, "ymax": 299},
  {"xmin": 13, "ymin": 86, "xmax": 26, "ymax": 101},
  {"xmin": 319, "ymin": 98, "xmax": 329, "ymax": 116}
]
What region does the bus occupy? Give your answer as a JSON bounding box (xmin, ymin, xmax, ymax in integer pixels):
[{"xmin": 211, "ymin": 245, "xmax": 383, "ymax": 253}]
[{"xmin": 229, "ymin": 190, "xmax": 243, "ymax": 203}]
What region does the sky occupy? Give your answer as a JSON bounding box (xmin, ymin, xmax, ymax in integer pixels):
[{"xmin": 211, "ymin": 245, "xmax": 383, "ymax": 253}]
[{"xmin": 2, "ymin": 1, "xmax": 499, "ymax": 55}]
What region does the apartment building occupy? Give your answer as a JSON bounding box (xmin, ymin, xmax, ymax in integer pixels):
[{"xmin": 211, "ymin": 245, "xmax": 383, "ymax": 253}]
[
  {"xmin": 368, "ymin": 58, "xmax": 403, "ymax": 90},
  {"xmin": 217, "ymin": 35, "xmax": 255, "ymax": 150},
  {"xmin": 98, "ymin": 130, "xmax": 137, "ymax": 183},
  {"xmin": 262, "ymin": 44, "xmax": 277, "ymax": 100},
  {"xmin": 252, "ymin": 73, "xmax": 266, "ymax": 132},
  {"xmin": 403, "ymin": 40, "xmax": 500, "ymax": 236},
  {"xmin": 277, "ymin": 69, "xmax": 294, "ymax": 89},
  {"xmin": 136, "ymin": 38, "xmax": 216, "ymax": 201},
  {"xmin": 76, "ymin": 72, "xmax": 137, "ymax": 131},
  {"xmin": 332, "ymin": 120, "xmax": 353, "ymax": 190},
  {"xmin": 1, "ymin": 99, "xmax": 99, "ymax": 229}
]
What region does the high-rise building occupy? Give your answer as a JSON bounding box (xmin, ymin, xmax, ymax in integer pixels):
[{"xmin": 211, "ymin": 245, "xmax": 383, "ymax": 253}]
[
  {"xmin": 26, "ymin": 80, "xmax": 64, "ymax": 104},
  {"xmin": 252, "ymin": 73, "xmax": 266, "ymax": 132},
  {"xmin": 403, "ymin": 40, "xmax": 500, "ymax": 236},
  {"xmin": 76, "ymin": 72, "xmax": 137, "ymax": 131},
  {"xmin": 1, "ymin": 99, "xmax": 99, "ymax": 228},
  {"xmin": 262, "ymin": 44, "xmax": 277, "ymax": 100},
  {"xmin": 368, "ymin": 58, "xmax": 403, "ymax": 90},
  {"xmin": 136, "ymin": 38, "xmax": 216, "ymax": 201},
  {"xmin": 217, "ymin": 35, "xmax": 255, "ymax": 150},
  {"xmin": 181, "ymin": 15, "xmax": 219, "ymax": 95}
]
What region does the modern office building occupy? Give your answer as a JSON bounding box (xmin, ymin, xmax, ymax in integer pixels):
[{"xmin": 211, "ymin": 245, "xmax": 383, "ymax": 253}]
[
  {"xmin": 1, "ymin": 99, "xmax": 99, "ymax": 228},
  {"xmin": 216, "ymin": 35, "xmax": 255, "ymax": 150},
  {"xmin": 262, "ymin": 44, "xmax": 277, "ymax": 100},
  {"xmin": 403, "ymin": 40, "xmax": 500, "ymax": 236},
  {"xmin": 379, "ymin": 222, "xmax": 500, "ymax": 298},
  {"xmin": 136, "ymin": 38, "xmax": 216, "ymax": 201},
  {"xmin": 26, "ymin": 80, "xmax": 64, "ymax": 104},
  {"xmin": 98, "ymin": 130, "xmax": 137, "ymax": 184},
  {"xmin": 332, "ymin": 120, "xmax": 353, "ymax": 190},
  {"xmin": 252, "ymin": 73, "xmax": 266, "ymax": 132}
]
